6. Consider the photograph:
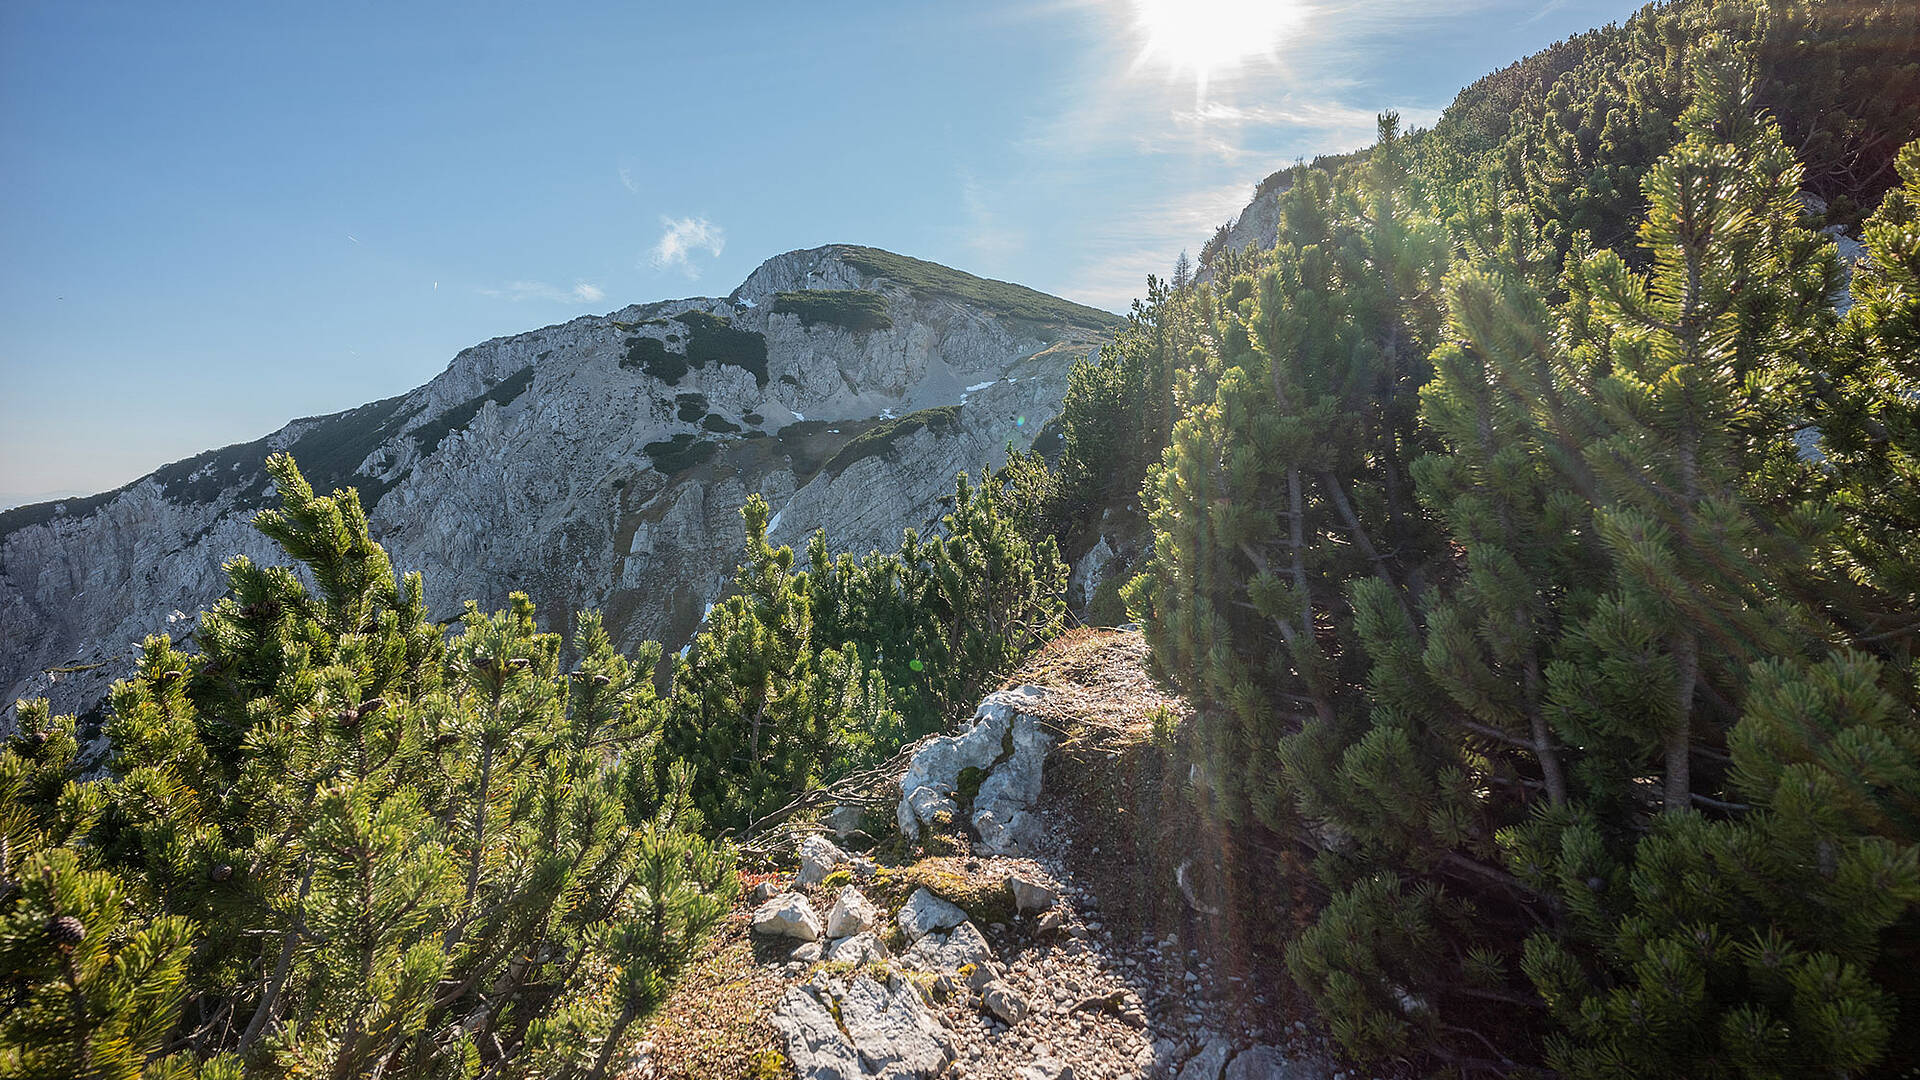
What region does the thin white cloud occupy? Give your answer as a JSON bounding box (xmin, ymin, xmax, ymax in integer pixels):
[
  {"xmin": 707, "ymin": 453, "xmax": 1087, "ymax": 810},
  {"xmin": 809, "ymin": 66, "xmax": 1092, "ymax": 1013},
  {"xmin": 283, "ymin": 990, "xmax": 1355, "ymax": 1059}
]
[
  {"xmin": 650, "ymin": 215, "xmax": 726, "ymax": 278},
  {"xmin": 959, "ymin": 174, "xmax": 1024, "ymax": 263},
  {"xmin": 480, "ymin": 280, "xmax": 607, "ymax": 304},
  {"xmin": 619, "ymin": 166, "xmax": 639, "ymax": 194},
  {"xmin": 1524, "ymin": 0, "xmax": 1572, "ymax": 25}
]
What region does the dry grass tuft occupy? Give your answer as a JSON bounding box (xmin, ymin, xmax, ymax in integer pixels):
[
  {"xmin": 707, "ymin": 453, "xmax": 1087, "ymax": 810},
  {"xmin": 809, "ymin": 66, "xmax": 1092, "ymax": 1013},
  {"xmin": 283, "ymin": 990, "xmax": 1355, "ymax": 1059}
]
[{"xmin": 999, "ymin": 628, "xmax": 1190, "ymax": 750}]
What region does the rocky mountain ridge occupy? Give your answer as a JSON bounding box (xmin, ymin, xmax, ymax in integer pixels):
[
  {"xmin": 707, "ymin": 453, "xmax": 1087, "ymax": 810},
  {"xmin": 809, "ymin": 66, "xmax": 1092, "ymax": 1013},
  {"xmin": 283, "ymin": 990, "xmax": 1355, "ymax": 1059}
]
[{"xmin": 1, "ymin": 245, "xmax": 1118, "ymax": 728}]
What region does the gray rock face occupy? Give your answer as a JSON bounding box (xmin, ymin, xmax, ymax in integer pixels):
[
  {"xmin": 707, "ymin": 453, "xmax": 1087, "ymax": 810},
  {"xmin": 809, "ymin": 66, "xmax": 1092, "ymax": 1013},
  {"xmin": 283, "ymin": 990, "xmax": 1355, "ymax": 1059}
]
[
  {"xmin": 824, "ymin": 802, "xmax": 866, "ymax": 837},
  {"xmin": 1221, "ymin": 1046, "xmax": 1329, "ymax": 1080},
  {"xmin": 1177, "ymin": 1038, "xmax": 1235, "ymax": 1080},
  {"xmin": 896, "ymin": 685, "xmax": 1054, "ymax": 854},
  {"xmin": 1068, "ymin": 534, "xmax": 1115, "ymax": 610},
  {"xmin": 1198, "ymin": 177, "xmax": 1287, "ymax": 282},
  {"xmin": 900, "ymin": 920, "xmax": 994, "ymax": 974},
  {"xmin": 772, "ymin": 976, "xmax": 865, "ymax": 1080},
  {"xmin": 825, "ymin": 931, "xmax": 890, "ymax": 965},
  {"xmin": 896, "ymin": 888, "xmax": 968, "ymax": 942},
  {"xmin": 1, "ymin": 245, "xmax": 1116, "ymax": 731},
  {"xmin": 772, "ymin": 972, "xmax": 955, "ymax": 1080}
]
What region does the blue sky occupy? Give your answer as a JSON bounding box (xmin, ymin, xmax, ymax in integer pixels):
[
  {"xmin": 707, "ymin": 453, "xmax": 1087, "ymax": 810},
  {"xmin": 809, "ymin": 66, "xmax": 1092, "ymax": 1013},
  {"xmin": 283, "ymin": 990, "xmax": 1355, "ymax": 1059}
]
[{"xmin": 0, "ymin": 0, "xmax": 1642, "ymax": 498}]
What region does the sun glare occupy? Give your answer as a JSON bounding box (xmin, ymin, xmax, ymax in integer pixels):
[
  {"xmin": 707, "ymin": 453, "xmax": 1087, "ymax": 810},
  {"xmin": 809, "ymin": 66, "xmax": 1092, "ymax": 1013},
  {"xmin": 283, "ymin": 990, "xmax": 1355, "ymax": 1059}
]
[{"xmin": 1132, "ymin": 0, "xmax": 1304, "ymax": 96}]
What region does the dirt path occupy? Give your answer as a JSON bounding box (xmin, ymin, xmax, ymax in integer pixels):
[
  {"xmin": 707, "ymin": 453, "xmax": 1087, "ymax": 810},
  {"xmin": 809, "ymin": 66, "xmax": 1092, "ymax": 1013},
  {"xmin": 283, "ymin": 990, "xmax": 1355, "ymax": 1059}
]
[{"xmin": 633, "ymin": 630, "xmax": 1361, "ymax": 1080}]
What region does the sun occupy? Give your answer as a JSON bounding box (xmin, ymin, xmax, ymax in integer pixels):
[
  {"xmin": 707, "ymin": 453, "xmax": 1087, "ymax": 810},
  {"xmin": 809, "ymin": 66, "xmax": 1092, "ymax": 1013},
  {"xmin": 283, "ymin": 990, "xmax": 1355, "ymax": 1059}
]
[{"xmin": 1132, "ymin": 0, "xmax": 1305, "ymax": 97}]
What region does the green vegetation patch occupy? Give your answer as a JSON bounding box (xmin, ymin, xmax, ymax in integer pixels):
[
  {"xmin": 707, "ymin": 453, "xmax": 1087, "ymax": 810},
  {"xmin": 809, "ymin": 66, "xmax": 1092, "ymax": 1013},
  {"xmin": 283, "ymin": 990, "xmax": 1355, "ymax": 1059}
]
[
  {"xmin": 821, "ymin": 405, "xmax": 964, "ymax": 479},
  {"xmin": 624, "ymin": 335, "xmax": 687, "ymax": 384},
  {"xmin": 772, "ymin": 289, "xmax": 895, "ymax": 334},
  {"xmin": 412, "ymin": 367, "xmax": 535, "ymax": 460},
  {"xmin": 675, "ymin": 310, "xmax": 769, "ymax": 387},
  {"xmin": 832, "ymin": 246, "xmax": 1121, "ymax": 336},
  {"xmin": 675, "ymin": 393, "xmax": 710, "ymax": 422},
  {"xmin": 701, "ymin": 414, "xmax": 742, "ymax": 434},
  {"xmin": 773, "ymin": 418, "xmax": 879, "ymax": 481},
  {"xmin": 644, "ymin": 433, "xmax": 720, "ymax": 476},
  {"xmin": 1086, "ymin": 572, "xmax": 1133, "ymax": 627}
]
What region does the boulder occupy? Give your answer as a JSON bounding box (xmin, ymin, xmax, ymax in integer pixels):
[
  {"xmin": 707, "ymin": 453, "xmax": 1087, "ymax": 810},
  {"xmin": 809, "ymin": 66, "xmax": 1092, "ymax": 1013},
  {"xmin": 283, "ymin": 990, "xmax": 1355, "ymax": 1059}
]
[
  {"xmin": 901, "ymin": 920, "xmax": 994, "ymax": 973},
  {"xmin": 750, "ymin": 880, "xmax": 785, "ymax": 903},
  {"xmin": 792, "ymin": 940, "xmax": 823, "ymax": 963},
  {"xmin": 980, "ymin": 979, "xmax": 1030, "ymax": 1025},
  {"xmin": 896, "ymin": 888, "xmax": 967, "ymax": 942},
  {"xmin": 1005, "ymin": 873, "xmax": 1056, "ymax": 915},
  {"xmin": 825, "ymin": 931, "xmax": 889, "ymax": 966},
  {"xmin": 797, "ymin": 835, "xmax": 849, "ymax": 886},
  {"xmin": 963, "ymin": 957, "xmax": 1005, "ymax": 990},
  {"xmin": 826, "ymin": 885, "xmax": 881, "ymax": 939},
  {"xmin": 897, "ymin": 687, "xmax": 1052, "ymax": 845},
  {"xmin": 752, "ymin": 893, "xmax": 823, "ymax": 942}
]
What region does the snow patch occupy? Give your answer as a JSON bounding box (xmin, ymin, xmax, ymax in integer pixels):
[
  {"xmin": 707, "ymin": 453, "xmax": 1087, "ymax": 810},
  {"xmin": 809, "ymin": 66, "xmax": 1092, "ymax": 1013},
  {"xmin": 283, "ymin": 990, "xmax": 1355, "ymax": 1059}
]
[{"xmin": 965, "ymin": 380, "xmax": 997, "ymax": 393}]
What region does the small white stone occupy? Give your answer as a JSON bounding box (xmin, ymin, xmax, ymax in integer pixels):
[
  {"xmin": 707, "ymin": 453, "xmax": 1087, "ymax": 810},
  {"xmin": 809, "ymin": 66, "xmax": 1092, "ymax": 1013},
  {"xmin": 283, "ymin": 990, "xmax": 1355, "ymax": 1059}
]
[{"xmin": 751, "ymin": 892, "xmax": 823, "ymax": 941}]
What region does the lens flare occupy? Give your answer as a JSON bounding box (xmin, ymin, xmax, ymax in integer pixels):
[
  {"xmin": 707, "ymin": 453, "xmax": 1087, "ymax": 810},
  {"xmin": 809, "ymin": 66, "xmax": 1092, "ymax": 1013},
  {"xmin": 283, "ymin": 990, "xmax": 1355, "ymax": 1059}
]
[{"xmin": 1132, "ymin": 0, "xmax": 1305, "ymax": 97}]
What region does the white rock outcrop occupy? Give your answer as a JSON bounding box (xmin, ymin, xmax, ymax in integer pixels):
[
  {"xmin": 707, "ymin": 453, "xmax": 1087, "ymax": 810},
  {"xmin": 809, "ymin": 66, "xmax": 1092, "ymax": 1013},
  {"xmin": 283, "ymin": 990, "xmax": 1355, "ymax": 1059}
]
[
  {"xmin": 772, "ymin": 971, "xmax": 955, "ymax": 1080},
  {"xmin": 798, "ymin": 835, "xmax": 850, "ymax": 886},
  {"xmin": 900, "ymin": 920, "xmax": 995, "ymax": 974},
  {"xmin": 1221, "ymin": 1046, "xmax": 1330, "ymax": 1080},
  {"xmin": 897, "ymin": 686, "xmax": 1054, "ymax": 854},
  {"xmin": 896, "ymin": 888, "xmax": 968, "ymax": 942},
  {"xmin": 827, "ymin": 884, "xmax": 881, "ymax": 939},
  {"xmin": 825, "ymin": 932, "xmax": 891, "ymax": 965}
]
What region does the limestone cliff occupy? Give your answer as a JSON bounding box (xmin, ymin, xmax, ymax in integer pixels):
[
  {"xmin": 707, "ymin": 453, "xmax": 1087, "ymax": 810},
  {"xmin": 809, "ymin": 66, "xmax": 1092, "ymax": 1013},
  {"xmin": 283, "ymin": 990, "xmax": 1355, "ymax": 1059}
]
[{"xmin": 0, "ymin": 245, "xmax": 1118, "ymax": 728}]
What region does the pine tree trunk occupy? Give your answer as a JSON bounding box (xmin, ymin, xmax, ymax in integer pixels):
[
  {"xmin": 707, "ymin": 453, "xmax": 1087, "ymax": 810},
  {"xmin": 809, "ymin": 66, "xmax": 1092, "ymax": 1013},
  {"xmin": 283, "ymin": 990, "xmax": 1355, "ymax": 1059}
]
[
  {"xmin": 238, "ymin": 865, "xmax": 313, "ymax": 1055},
  {"xmin": 1286, "ymin": 467, "xmax": 1334, "ymax": 724},
  {"xmin": 586, "ymin": 1001, "xmax": 639, "ymax": 1080},
  {"xmin": 1523, "ymin": 648, "xmax": 1568, "ymax": 807},
  {"xmin": 1321, "ymin": 471, "xmax": 1412, "ymax": 622},
  {"xmin": 1664, "ymin": 632, "xmax": 1697, "ymax": 814}
]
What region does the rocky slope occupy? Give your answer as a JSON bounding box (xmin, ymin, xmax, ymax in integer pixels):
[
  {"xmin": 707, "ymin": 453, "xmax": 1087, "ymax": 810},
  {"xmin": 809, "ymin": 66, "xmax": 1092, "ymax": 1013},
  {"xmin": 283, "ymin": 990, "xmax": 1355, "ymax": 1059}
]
[{"xmin": 0, "ymin": 245, "xmax": 1118, "ymax": 727}]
